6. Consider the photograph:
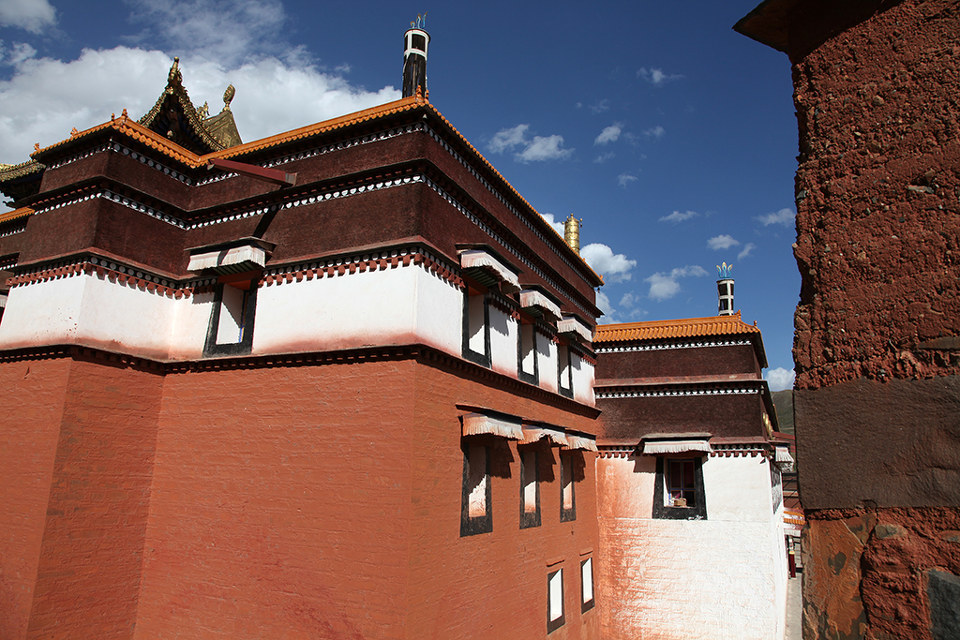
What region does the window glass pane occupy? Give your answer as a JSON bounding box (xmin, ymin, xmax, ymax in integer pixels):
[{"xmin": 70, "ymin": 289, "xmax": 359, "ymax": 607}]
[
  {"xmin": 581, "ymin": 558, "xmax": 593, "ymax": 603},
  {"xmin": 549, "ymin": 569, "xmax": 563, "ymax": 621},
  {"xmin": 467, "ymin": 444, "xmax": 487, "ymax": 517}
]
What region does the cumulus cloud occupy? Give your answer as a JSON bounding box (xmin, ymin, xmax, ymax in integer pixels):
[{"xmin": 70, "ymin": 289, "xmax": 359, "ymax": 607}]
[
  {"xmin": 124, "ymin": 0, "xmax": 297, "ymax": 67},
  {"xmin": 637, "ymin": 67, "xmax": 683, "ymax": 86},
  {"xmin": 708, "ymin": 234, "xmax": 740, "ymax": 251},
  {"xmin": 0, "ymin": 41, "xmax": 36, "ymax": 65},
  {"xmin": 659, "ymin": 210, "xmax": 698, "ymax": 223},
  {"xmin": 765, "ymin": 367, "xmax": 795, "ymax": 391},
  {"xmin": 643, "ymin": 125, "xmax": 665, "ymax": 139},
  {"xmin": 0, "ymin": 0, "xmax": 56, "ymax": 33},
  {"xmin": 581, "ymin": 243, "xmax": 637, "ymax": 283},
  {"xmin": 594, "ymin": 123, "xmax": 622, "ymax": 145},
  {"xmin": 538, "ymin": 212, "xmax": 566, "ymax": 237},
  {"xmin": 757, "ymin": 207, "xmax": 795, "ymax": 227},
  {"xmin": 595, "ymin": 290, "xmax": 614, "ymax": 316},
  {"xmin": 0, "ymin": 47, "xmax": 400, "ymax": 165},
  {"xmin": 737, "ymin": 242, "xmax": 756, "ymax": 260},
  {"xmin": 617, "ymin": 173, "xmax": 638, "ymax": 188},
  {"xmin": 644, "ymin": 265, "xmax": 708, "ymax": 301},
  {"xmin": 489, "ymin": 124, "xmax": 573, "ymax": 163}
]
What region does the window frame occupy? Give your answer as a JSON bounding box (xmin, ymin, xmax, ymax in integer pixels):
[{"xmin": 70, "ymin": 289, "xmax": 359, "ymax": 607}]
[
  {"xmin": 461, "ymin": 286, "xmax": 491, "ymax": 368},
  {"xmin": 557, "ymin": 340, "xmax": 573, "ymax": 398},
  {"xmin": 517, "ymin": 320, "xmax": 539, "ymax": 385},
  {"xmin": 460, "ymin": 439, "xmax": 493, "ymax": 536},
  {"xmin": 547, "ymin": 567, "xmax": 565, "ymax": 633},
  {"xmin": 519, "ymin": 445, "xmax": 541, "ymax": 529},
  {"xmin": 580, "ymin": 557, "xmax": 595, "ymax": 613},
  {"xmin": 653, "ymin": 456, "xmax": 707, "ymax": 520},
  {"xmin": 560, "ymin": 451, "xmax": 576, "ymax": 522},
  {"xmin": 203, "ymin": 279, "xmax": 259, "ymax": 357}
]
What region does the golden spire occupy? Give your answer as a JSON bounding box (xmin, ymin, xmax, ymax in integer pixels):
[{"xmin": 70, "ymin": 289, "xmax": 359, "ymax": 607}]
[
  {"xmin": 563, "ymin": 214, "xmax": 582, "ymax": 254},
  {"xmin": 222, "ymin": 85, "xmax": 235, "ymax": 112}
]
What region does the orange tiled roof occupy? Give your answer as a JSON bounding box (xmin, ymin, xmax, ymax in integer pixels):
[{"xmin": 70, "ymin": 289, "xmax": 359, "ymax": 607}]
[
  {"xmin": 34, "ymin": 112, "xmax": 205, "ymax": 168},
  {"xmin": 0, "ymin": 206, "xmax": 34, "ymax": 224},
  {"xmin": 594, "ymin": 311, "xmax": 760, "ymax": 343}
]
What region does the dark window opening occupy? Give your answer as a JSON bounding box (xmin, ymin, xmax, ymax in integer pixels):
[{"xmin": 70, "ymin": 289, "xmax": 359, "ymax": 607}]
[
  {"xmin": 547, "ymin": 568, "xmax": 565, "ymax": 633},
  {"xmin": 519, "ymin": 447, "xmax": 541, "ymax": 528},
  {"xmin": 460, "ymin": 440, "xmax": 492, "ymax": 536},
  {"xmin": 653, "ymin": 457, "xmax": 707, "ymax": 520},
  {"xmin": 518, "ymin": 322, "xmax": 539, "ymax": 384},
  {"xmin": 204, "ymin": 278, "xmax": 258, "ymax": 357},
  {"xmin": 557, "ymin": 342, "xmax": 573, "ymax": 398},
  {"xmin": 462, "ymin": 288, "xmax": 491, "ymax": 367},
  {"xmin": 560, "ymin": 451, "xmax": 576, "ymax": 522},
  {"xmin": 581, "ymin": 557, "xmax": 595, "ymax": 612}
]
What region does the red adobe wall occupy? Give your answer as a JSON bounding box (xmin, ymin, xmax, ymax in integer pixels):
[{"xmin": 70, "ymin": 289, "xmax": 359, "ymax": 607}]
[
  {"xmin": 737, "ymin": 1, "xmax": 960, "ymax": 638},
  {"xmin": 0, "ymin": 357, "xmax": 72, "ymax": 640},
  {"xmin": 132, "ymin": 354, "xmax": 598, "ymax": 639}
]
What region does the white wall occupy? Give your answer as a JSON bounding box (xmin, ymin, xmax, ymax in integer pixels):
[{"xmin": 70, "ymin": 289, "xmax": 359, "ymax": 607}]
[{"xmin": 597, "ymin": 453, "xmax": 788, "ymax": 640}]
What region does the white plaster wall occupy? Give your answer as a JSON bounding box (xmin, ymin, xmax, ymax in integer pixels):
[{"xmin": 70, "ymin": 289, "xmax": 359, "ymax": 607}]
[
  {"xmin": 169, "ymin": 290, "xmax": 215, "ymax": 360},
  {"xmin": 253, "ymin": 266, "xmax": 462, "ymax": 356},
  {"xmin": 598, "ymin": 454, "xmax": 788, "ymax": 640},
  {"xmin": 488, "ymin": 305, "xmax": 517, "ymax": 377},
  {"xmin": 0, "ymin": 273, "xmax": 189, "ymax": 360}
]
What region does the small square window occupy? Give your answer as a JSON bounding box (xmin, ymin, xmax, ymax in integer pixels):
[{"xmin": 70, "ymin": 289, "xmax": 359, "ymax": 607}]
[
  {"xmin": 519, "ymin": 447, "xmax": 540, "ymax": 528},
  {"xmin": 653, "ymin": 457, "xmax": 707, "ymax": 520},
  {"xmin": 547, "ymin": 568, "xmax": 565, "ymax": 633},
  {"xmin": 560, "ymin": 452, "xmax": 576, "ymax": 522},
  {"xmin": 460, "ymin": 440, "xmax": 492, "ymax": 536},
  {"xmin": 581, "ymin": 557, "xmax": 595, "ymax": 612}
]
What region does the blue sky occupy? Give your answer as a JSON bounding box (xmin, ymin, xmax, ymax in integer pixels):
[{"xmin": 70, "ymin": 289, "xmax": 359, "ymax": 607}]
[{"xmin": 0, "ymin": 0, "xmax": 799, "ymax": 389}]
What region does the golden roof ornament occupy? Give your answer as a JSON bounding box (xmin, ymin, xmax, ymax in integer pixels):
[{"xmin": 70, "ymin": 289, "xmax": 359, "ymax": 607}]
[
  {"xmin": 563, "ymin": 214, "xmax": 582, "ymax": 254},
  {"xmin": 197, "ymin": 101, "xmax": 210, "ymax": 119},
  {"xmin": 168, "ymin": 57, "xmax": 181, "ymax": 84},
  {"xmin": 222, "ymin": 85, "xmax": 235, "ymax": 112}
]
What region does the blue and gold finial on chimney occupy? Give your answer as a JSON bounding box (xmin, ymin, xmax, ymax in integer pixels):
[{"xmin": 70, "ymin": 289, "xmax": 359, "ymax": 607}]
[{"xmin": 716, "ymin": 262, "xmax": 734, "ymax": 316}]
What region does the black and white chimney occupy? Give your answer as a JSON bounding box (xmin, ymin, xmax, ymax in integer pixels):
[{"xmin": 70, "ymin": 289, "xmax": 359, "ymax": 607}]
[
  {"xmin": 403, "ymin": 15, "xmax": 430, "ymax": 98},
  {"xmin": 717, "ymin": 262, "xmax": 734, "ymax": 316}
]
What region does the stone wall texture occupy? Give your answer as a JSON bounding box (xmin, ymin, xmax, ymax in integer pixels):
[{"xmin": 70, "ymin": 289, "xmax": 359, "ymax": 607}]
[{"xmin": 778, "ymin": 1, "xmax": 960, "ymax": 638}]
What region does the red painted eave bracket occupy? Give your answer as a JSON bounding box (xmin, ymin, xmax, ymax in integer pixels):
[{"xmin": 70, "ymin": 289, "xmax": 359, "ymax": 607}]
[{"xmin": 207, "ymin": 157, "xmax": 296, "ymax": 187}]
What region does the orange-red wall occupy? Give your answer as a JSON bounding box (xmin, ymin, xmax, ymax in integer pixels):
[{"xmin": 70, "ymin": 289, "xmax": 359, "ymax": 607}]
[{"xmin": 1, "ymin": 351, "xmax": 598, "ymax": 639}]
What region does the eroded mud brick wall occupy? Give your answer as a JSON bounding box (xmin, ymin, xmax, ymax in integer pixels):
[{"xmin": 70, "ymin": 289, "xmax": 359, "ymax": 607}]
[{"xmin": 749, "ymin": 1, "xmax": 960, "ymax": 639}]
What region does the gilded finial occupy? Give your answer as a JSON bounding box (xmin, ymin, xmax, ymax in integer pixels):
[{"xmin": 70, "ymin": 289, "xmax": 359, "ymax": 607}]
[
  {"xmin": 563, "ymin": 214, "xmax": 582, "ymax": 254},
  {"xmin": 168, "ymin": 57, "xmax": 181, "ymax": 83},
  {"xmin": 121, "ymin": 108, "xmax": 128, "ymax": 119},
  {"xmin": 70, "ymin": 127, "xmax": 79, "ymax": 136},
  {"xmin": 197, "ymin": 101, "xmax": 210, "ymax": 119},
  {"xmin": 222, "ymin": 85, "xmax": 235, "ymax": 111}
]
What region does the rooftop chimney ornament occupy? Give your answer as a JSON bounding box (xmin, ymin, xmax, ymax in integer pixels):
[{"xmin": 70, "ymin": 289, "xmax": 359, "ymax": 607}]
[
  {"xmin": 402, "ymin": 14, "xmax": 430, "ymax": 99},
  {"xmin": 716, "ymin": 262, "xmax": 734, "ymax": 316}
]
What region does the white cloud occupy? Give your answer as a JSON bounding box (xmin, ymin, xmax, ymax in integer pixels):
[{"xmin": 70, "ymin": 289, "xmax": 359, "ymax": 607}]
[
  {"xmin": 581, "ymin": 243, "xmax": 637, "ymax": 283},
  {"xmin": 594, "ymin": 123, "xmax": 622, "ymax": 145},
  {"xmin": 637, "ymin": 67, "xmax": 683, "ymax": 86},
  {"xmin": 0, "ymin": 0, "xmax": 56, "ymax": 33},
  {"xmin": 644, "ymin": 265, "xmax": 708, "ymax": 301},
  {"xmin": 538, "ymin": 212, "xmax": 566, "ymax": 237},
  {"xmin": 765, "ymin": 367, "xmax": 795, "ymax": 391},
  {"xmin": 593, "ymin": 151, "xmax": 615, "ymax": 164},
  {"xmin": 643, "ymin": 125, "xmax": 665, "ymax": 138},
  {"xmin": 0, "ymin": 41, "xmax": 36, "ymax": 65},
  {"xmin": 708, "ymin": 234, "xmax": 740, "ymax": 251},
  {"xmin": 757, "ymin": 207, "xmax": 795, "ymax": 227},
  {"xmin": 619, "ymin": 292, "xmax": 639, "ymax": 308},
  {"xmin": 737, "ymin": 242, "xmax": 756, "ymax": 260},
  {"xmin": 617, "ymin": 173, "xmax": 638, "ymax": 188},
  {"xmin": 489, "ymin": 125, "xmax": 573, "ymax": 163},
  {"xmin": 659, "ymin": 210, "xmax": 698, "ymax": 223},
  {"xmin": 518, "ymin": 134, "xmax": 572, "ymax": 162},
  {"xmin": 595, "ymin": 290, "xmax": 614, "ymax": 315},
  {"xmin": 489, "ymin": 124, "xmax": 529, "ymax": 153},
  {"xmin": 124, "ymin": 0, "xmax": 293, "ymax": 67},
  {"xmin": 0, "ymin": 47, "xmax": 400, "ymax": 165},
  {"xmin": 588, "ymin": 99, "xmax": 610, "ymax": 114}
]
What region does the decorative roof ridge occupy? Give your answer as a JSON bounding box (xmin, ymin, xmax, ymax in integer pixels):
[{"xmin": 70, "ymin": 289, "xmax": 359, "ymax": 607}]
[
  {"xmin": 0, "ymin": 159, "xmax": 43, "ymax": 182},
  {"xmin": 33, "ymin": 114, "xmax": 205, "ymax": 168},
  {"xmin": 138, "ymin": 57, "xmax": 228, "ymax": 152}
]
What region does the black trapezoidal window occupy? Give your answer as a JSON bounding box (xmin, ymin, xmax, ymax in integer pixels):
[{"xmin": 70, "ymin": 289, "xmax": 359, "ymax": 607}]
[
  {"xmin": 460, "ymin": 439, "xmax": 492, "ymax": 536},
  {"xmin": 204, "ymin": 279, "xmax": 258, "ymax": 357},
  {"xmin": 653, "ymin": 456, "xmax": 707, "ymax": 520}
]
